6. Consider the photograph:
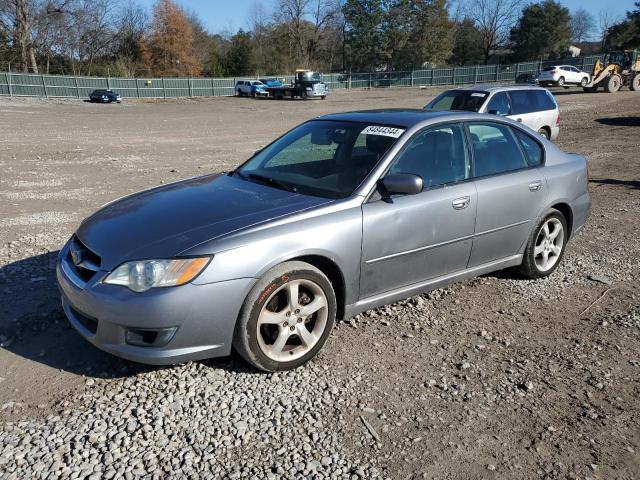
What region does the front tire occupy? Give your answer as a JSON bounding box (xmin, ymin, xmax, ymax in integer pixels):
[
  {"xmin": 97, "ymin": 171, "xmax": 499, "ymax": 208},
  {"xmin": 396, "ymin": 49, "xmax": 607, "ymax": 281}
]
[
  {"xmin": 580, "ymin": 77, "xmax": 589, "ymax": 87},
  {"xmin": 518, "ymin": 209, "xmax": 567, "ymax": 279},
  {"xmin": 233, "ymin": 261, "xmax": 336, "ymax": 372},
  {"xmin": 605, "ymin": 74, "xmax": 621, "ymax": 93},
  {"xmin": 557, "ymin": 76, "xmax": 565, "ymax": 86},
  {"xmin": 630, "ymin": 74, "xmax": 640, "ymax": 91}
]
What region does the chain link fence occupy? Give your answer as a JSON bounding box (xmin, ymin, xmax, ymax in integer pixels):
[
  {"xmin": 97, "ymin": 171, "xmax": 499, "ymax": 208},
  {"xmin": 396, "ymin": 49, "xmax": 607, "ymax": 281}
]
[{"xmin": 0, "ymin": 55, "xmax": 603, "ymax": 99}]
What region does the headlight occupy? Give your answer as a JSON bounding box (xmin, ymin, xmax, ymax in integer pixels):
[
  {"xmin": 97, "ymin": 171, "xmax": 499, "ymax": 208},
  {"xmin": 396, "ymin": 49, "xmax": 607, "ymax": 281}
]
[{"xmin": 104, "ymin": 257, "xmax": 210, "ymax": 292}]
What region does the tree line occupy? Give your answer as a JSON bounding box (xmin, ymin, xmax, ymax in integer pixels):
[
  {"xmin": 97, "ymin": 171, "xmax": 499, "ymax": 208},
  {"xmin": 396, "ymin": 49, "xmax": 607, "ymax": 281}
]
[{"xmin": 1, "ymin": 0, "xmax": 638, "ymax": 78}]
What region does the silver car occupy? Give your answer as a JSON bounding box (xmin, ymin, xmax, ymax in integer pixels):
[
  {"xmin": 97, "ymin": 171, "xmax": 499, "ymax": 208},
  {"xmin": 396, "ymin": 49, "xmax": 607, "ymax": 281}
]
[
  {"xmin": 57, "ymin": 110, "xmax": 590, "ymax": 371},
  {"xmin": 425, "ymin": 86, "xmax": 560, "ymax": 140}
]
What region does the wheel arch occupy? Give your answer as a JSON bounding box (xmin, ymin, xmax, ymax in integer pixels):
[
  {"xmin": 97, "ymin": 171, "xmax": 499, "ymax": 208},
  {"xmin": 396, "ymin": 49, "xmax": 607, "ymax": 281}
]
[
  {"xmin": 539, "ymin": 125, "xmax": 551, "ymax": 138},
  {"xmin": 289, "ymin": 254, "xmax": 347, "ymax": 320},
  {"xmin": 549, "ymin": 202, "xmax": 573, "ymax": 240}
]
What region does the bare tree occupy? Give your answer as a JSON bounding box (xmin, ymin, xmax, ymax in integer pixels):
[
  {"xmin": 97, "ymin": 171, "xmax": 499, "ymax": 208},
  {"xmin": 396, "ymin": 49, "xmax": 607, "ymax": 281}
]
[
  {"xmin": 0, "ymin": 0, "xmax": 39, "ymax": 71},
  {"xmin": 598, "ymin": 9, "xmax": 619, "ymax": 50},
  {"xmin": 274, "ymin": 0, "xmax": 338, "ymax": 66},
  {"xmin": 463, "ymin": 0, "xmax": 523, "ymax": 64},
  {"xmin": 570, "ymin": 8, "xmax": 595, "ymax": 44},
  {"xmin": 0, "ymin": 0, "xmax": 72, "ymax": 72}
]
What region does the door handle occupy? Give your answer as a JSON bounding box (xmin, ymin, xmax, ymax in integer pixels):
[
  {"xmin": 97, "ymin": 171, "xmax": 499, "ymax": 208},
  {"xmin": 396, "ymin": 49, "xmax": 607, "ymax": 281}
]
[
  {"xmin": 452, "ymin": 196, "xmax": 470, "ymax": 210},
  {"xmin": 528, "ymin": 180, "xmax": 542, "ymax": 192}
]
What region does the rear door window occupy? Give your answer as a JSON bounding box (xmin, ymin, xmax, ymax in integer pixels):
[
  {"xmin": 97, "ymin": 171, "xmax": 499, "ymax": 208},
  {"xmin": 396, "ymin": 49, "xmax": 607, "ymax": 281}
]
[
  {"xmin": 468, "ymin": 122, "xmax": 528, "ymax": 177},
  {"xmin": 509, "ymin": 90, "xmax": 556, "ymax": 114},
  {"xmin": 509, "ymin": 90, "xmax": 535, "ymax": 115}
]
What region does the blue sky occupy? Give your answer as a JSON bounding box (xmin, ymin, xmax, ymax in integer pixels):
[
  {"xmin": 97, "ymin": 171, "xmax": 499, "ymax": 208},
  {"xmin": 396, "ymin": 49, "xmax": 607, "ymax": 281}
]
[{"xmin": 138, "ymin": 0, "xmax": 636, "ymax": 35}]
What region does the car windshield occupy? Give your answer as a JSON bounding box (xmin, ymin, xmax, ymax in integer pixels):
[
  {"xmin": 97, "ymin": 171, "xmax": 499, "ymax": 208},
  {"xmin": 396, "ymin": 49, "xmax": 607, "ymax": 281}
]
[
  {"xmin": 301, "ymin": 72, "xmax": 321, "ymax": 83},
  {"xmin": 251, "ymin": 81, "xmax": 263, "ymax": 85},
  {"xmin": 235, "ymin": 120, "xmax": 404, "ymax": 199},
  {"xmin": 425, "ymin": 90, "xmax": 488, "ymax": 112},
  {"xmin": 542, "ymin": 67, "xmax": 556, "ymax": 71}
]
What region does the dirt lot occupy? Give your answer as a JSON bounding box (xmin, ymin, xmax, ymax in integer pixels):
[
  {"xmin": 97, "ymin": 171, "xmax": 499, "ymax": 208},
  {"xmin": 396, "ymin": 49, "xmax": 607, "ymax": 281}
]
[{"xmin": 0, "ymin": 87, "xmax": 639, "ymax": 479}]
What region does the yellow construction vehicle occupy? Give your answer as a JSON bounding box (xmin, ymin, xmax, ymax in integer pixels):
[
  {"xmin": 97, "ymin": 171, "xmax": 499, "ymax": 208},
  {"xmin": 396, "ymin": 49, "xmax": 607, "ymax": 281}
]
[{"xmin": 583, "ymin": 49, "xmax": 640, "ymax": 93}]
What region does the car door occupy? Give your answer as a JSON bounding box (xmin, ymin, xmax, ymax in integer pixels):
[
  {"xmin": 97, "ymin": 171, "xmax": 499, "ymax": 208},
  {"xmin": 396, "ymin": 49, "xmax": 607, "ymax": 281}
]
[
  {"xmin": 507, "ymin": 90, "xmax": 543, "ymax": 132},
  {"xmin": 561, "ymin": 66, "xmax": 574, "ymax": 83},
  {"xmin": 569, "ymin": 67, "xmax": 582, "ymax": 83},
  {"xmin": 467, "ymin": 121, "xmax": 548, "ymax": 267},
  {"xmin": 360, "ymin": 123, "xmax": 477, "ymax": 298},
  {"xmin": 567, "ymin": 66, "xmax": 577, "ymax": 83}
]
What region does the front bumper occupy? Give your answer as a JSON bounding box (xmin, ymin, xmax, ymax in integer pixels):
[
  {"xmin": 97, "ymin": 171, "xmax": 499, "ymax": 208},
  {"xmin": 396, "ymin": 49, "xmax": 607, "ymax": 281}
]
[{"xmin": 56, "ymin": 241, "xmax": 255, "ymax": 365}]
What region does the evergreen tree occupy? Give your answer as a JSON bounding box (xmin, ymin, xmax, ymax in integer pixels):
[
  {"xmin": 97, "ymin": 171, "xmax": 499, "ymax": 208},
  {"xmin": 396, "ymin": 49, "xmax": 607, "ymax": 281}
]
[
  {"xmin": 224, "ymin": 30, "xmax": 255, "ymax": 76},
  {"xmin": 606, "ymin": 2, "xmax": 640, "ymax": 49},
  {"xmin": 450, "ymin": 18, "xmax": 484, "ymax": 65},
  {"xmin": 510, "ymin": 0, "xmax": 572, "ymax": 61}
]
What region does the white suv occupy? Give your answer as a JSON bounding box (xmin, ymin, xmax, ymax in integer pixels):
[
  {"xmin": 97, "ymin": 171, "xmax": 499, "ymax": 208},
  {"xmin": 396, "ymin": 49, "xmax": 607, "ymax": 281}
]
[
  {"xmin": 537, "ymin": 65, "xmax": 591, "ymax": 87},
  {"xmin": 425, "ymin": 85, "xmax": 560, "ymax": 140}
]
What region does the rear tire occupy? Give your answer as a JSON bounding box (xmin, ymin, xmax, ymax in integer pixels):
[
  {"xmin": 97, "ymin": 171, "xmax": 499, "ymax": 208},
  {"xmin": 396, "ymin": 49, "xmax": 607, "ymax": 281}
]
[
  {"xmin": 537, "ymin": 128, "xmax": 550, "ymax": 140},
  {"xmin": 233, "ymin": 261, "xmax": 336, "ymax": 372},
  {"xmin": 237, "ymin": 89, "xmax": 243, "ymax": 97},
  {"xmin": 605, "ymin": 74, "xmax": 621, "ymax": 93},
  {"xmin": 518, "ymin": 209, "xmax": 568, "ymax": 279},
  {"xmin": 630, "ymin": 74, "xmax": 640, "ymax": 91}
]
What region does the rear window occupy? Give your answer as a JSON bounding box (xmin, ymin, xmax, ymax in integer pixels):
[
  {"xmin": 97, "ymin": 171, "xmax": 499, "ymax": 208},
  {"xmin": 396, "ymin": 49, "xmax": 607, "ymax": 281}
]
[
  {"xmin": 509, "ymin": 90, "xmax": 556, "ymax": 114},
  {"xmin": 426, "ymin": 90, "xmax": 488, "ymax": 112}
]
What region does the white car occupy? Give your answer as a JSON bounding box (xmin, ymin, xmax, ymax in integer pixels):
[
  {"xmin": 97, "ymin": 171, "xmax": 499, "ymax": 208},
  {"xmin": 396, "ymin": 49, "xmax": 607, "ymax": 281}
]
[
  {"xmin": 425, "ymin": 85, "xmax": 560, "ymax": 140},
  {"xmin": 537, "ymin": 65, "xmax": 591, "ymax": 87},
  {"xmin": 235, "ymin": 80, "xmax": 266, "ymax": 97}
]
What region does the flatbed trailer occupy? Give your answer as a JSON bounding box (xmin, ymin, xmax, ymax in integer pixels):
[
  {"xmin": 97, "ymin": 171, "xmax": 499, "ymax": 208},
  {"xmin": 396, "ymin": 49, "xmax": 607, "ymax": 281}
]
[{"xmin": 264, "ymin": 70, "xmax": 328, "ymax": 100}]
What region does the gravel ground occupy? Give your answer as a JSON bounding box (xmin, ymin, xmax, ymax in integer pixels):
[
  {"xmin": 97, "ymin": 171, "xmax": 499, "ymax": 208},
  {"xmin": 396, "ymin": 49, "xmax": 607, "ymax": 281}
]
[{"xmin": 0, "ymin": 87, "xmax": 639, "ymax": 479}]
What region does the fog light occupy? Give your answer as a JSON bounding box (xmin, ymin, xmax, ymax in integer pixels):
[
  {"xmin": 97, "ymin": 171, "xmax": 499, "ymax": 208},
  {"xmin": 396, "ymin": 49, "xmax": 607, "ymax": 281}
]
[{"xmin": 125, "ymin": 327, "xmax": 177, "ymax": 347}]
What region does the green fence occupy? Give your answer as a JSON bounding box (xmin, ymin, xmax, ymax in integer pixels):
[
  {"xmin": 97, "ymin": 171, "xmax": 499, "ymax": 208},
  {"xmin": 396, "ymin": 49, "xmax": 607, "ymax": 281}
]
[{"xmin": 0, "ymin": 55, "xmax": 603, "ymax": 99}]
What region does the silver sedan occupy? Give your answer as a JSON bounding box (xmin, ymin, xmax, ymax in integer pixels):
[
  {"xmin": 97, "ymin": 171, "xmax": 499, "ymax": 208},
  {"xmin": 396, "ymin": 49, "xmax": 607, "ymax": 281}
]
[{"xmin": 57, "ymin": 110, "xmax": 590, "ymax": 371}]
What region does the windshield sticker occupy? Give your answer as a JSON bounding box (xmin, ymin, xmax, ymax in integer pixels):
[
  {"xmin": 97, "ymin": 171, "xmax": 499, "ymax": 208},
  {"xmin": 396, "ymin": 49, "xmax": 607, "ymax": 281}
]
[
  {"xmin": 471, "ymin": 92, "xmax": 487, "ymax": 97},
  {"xmin": 362, "ymin": 126, "xmax": 405, "ymax": 138}
]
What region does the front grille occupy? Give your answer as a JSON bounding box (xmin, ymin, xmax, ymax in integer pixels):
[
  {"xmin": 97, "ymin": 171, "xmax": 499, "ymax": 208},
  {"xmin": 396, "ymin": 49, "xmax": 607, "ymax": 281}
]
[
  {"xmin": 67, "ymin": 235, "xmax": 101, "ymax": 282},
  {"xmin": 70, "ymin": 306, "xmax": 98, "ymax": 334}
]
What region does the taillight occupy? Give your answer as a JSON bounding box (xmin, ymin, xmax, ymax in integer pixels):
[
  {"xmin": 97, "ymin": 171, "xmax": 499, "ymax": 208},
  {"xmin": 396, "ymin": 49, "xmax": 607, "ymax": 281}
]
[{"xmin": 556, "ymin": 114, "xmax": 560, "ymax": 126}]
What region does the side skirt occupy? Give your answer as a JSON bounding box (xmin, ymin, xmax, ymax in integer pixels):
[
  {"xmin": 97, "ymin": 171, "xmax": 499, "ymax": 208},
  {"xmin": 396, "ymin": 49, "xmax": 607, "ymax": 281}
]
[{"xmin": 344, "ymin": 254, "xmax": 523, "ymax": 319}]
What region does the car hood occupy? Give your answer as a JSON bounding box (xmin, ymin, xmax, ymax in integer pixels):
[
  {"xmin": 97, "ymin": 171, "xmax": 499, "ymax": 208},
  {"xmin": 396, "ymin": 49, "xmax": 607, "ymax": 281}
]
[{"xmin": 76, "ymin": 174, "xmax": 331, "ymax": 269}]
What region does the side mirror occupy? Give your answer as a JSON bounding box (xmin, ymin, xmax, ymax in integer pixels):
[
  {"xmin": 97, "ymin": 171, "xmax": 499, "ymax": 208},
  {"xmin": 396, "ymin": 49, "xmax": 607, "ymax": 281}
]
[
  {"xmin": 382, "ymin": 173, "xmax": 423, "ymax": 196},
  {"xmin": 488, "ymin": 109, "xmax": 506, "ymax": 116}
]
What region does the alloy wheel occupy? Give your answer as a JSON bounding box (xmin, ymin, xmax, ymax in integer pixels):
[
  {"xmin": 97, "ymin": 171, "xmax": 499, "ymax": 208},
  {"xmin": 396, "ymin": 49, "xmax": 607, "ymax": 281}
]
[
  {"xmin": 534, "ymin": 218, "xmax": 564, "ymax": 272},
  {"xmin": 256, "ymin": 279, "xmax": 328, "ymax": 362}
]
